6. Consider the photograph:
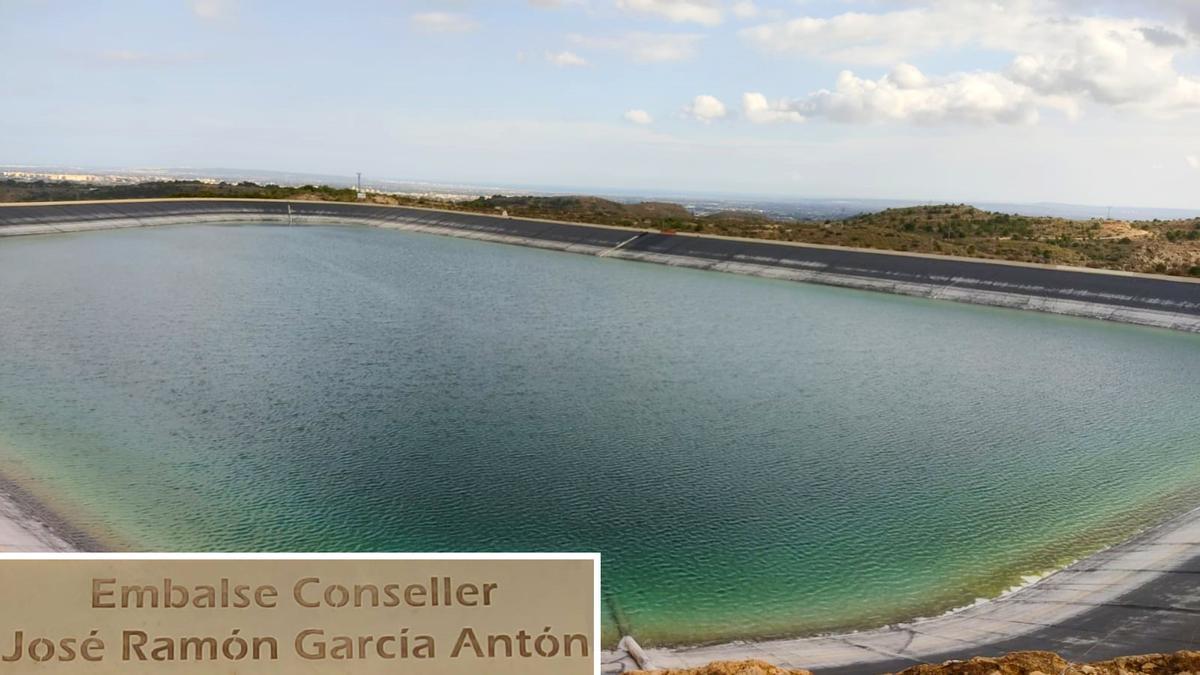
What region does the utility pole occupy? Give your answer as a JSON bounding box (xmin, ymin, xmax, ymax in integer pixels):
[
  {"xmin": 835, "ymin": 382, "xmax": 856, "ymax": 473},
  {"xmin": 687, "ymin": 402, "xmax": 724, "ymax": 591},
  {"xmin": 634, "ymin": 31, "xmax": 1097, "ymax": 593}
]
[{"xmin": 356, "ymin": 172, "xmax": 365, "ymax": 201}]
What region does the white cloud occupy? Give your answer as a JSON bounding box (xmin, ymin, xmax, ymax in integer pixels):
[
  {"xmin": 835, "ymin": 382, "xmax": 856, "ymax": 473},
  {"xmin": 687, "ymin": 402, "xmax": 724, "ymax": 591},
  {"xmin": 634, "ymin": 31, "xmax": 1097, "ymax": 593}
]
[
  {"xmin": 742, "ymin": 92, "xmax": 804, "ymax": 124},
  {"xmin": 546, "ymin": 50, "xmax": 589, "ymax": 67},
  {"xmin": 756, "ymin": 64, "xmax": 1043, "ymax": 126},
  {"xmin": 191, "ymin": 0, "xmax": 233, "ymax": 20},
  {"xmin": 624, "ymin": 109, "xmax": 654, "ymax": 124},
  {"xmin": 739, "ymin": 2, "xmax": 1200, "ymax": 121},
  {"xmin": 1005, "ymin": 23, "xmax": 1189, "ymax": 107},
  {"xmin": 731, "ymin": 1, "xmax": 759, "ymax": 20},
  {"xmin": 1163, "ymin": 0, "xmax": 1200, "ymax": 35},
  {"xmin": 1164, "ymin": 78, "xmax": 1200, "ymax": 114},
  {"xmin": 1059, "ymin": 0, "xmax": 1200, "ymax": 37},
  {"xmin": 616, "ymin": 0, "xmax": 722, "ymax": 26},
  {"xmin": 569, "ymin": 32, "xmax": 703, "ymax": 63},
  {"xmin": 409, "ymin": 12, "xmax": 479, "ymax": 34},
  {"xmin": 684, "ymin": 94, "xmax": 728, "ymax": 122},
  {"xmin": 1188, "ymin": 155, "xmax": 1200, "ymax": 169},
  {"xmin": 739, "ymin": 5, "xmax": 977, "ymax": 65}
]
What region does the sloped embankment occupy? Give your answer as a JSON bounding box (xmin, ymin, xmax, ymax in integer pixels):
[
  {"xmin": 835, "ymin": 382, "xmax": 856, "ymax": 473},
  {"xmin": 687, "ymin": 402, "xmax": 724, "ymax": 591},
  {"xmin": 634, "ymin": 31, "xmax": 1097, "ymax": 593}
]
[{"xmin": 632, "ymin": 651, "xmax": 1200, "ymax": 675}]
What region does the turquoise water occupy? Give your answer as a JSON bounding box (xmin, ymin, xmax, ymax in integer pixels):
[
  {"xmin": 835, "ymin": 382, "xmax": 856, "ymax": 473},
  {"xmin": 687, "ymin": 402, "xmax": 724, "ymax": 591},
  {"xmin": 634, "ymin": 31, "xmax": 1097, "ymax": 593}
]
[{"xmin": 1, "ymin": 224, "xmax": 1199, "ymax": 646}]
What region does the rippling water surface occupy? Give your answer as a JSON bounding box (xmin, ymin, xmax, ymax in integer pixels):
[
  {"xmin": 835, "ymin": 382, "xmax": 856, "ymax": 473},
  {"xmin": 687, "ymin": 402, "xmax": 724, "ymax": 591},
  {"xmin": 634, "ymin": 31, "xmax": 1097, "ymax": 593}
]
[{"xmin": 1, "ymin": 224, "xmax": 1199, "ymax": 645}]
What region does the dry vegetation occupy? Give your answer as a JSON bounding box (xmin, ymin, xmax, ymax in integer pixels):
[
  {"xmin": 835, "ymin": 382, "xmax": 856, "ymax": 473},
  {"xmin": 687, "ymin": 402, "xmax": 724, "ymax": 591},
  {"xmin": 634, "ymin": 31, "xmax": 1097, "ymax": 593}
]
[
  {"xmin": 632, "ymin": 660, "xmax": 812, "ymax": 675},
  {"xmin": 453, "ymin": 198, "xmax": 1200, "ymax": 277},
  {"xmin": 3, "ymin": 180, "xmax": 1198, "ymax": 278},
  {"xmin": 890, "ymin": 651, "xmax": 1200, "ymax": 675}
]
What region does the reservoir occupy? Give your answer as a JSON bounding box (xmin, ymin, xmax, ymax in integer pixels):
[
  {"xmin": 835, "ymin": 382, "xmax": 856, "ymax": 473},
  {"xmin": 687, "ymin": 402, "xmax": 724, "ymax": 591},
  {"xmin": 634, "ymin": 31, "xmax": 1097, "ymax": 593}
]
[{"xmin": 1, "ymin": 224, "xmax": 1199, "ymax": 646}]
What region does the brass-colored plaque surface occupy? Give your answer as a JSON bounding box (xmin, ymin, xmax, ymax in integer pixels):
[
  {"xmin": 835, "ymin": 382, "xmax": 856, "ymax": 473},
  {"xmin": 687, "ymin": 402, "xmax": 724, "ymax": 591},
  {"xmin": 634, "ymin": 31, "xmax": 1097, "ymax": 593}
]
[{"xmin": 0, "ymin": 556, "xmax": 595, "ymax": 673}]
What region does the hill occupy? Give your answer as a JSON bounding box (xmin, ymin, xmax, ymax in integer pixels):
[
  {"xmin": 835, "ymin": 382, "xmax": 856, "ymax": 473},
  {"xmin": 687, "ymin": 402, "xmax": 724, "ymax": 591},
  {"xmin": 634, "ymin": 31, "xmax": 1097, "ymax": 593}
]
[{"xmin": 2, "ymin": 180, "xmax": 1197, "ymax": 278}]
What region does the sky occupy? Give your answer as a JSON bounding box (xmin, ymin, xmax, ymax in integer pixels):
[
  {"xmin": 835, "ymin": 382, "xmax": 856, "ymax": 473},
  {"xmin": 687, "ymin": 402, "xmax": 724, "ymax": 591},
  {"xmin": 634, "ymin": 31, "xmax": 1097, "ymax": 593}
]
[{"xmin": 2, "ymin": 0, "xmax": 1200, "ymax": 207}]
